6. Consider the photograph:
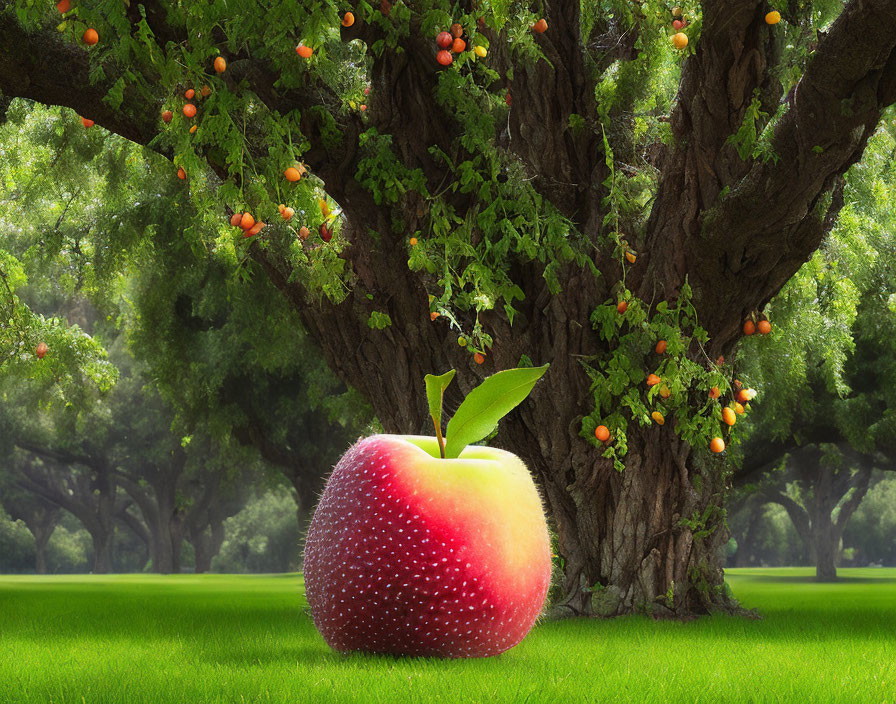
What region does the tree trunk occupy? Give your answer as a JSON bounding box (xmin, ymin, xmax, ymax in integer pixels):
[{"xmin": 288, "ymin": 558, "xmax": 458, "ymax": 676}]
[
  {"xmin": 733, "ymin": 498, "xmax": 765, "ymax": 568},
  {"xmin": 812, "ymin": 511, "xmax": 838, "ymax": 582},
  {"xmin": 89, "ymin": 529, "xmax": 112, "ymax": 574},
  {"xmin": 189, "ymin": 519, "xmax": 225, "ymax": 574},
  {"xmin": 538, "ymin": 427, "xmax": 734, "ymax": 616},
  {"xmin": 33, "ymin": 523, "xmax": 54, "ymax": 575}
]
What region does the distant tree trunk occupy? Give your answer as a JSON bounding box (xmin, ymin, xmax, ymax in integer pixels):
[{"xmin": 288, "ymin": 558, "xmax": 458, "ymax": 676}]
[
  {"xmin": 89, "ymin": 528, "xmax": 112, "ymax": 574},
  {"xmin": 733, "ymin": 497, "xmax": 766, "ymax": 568},
  {"xmin": 33, "ymin": 528, "xmax": 52, "ymax": 574},
  {"xmin": 16, "ymin": 505, "xmax": 60, "ymax": 575},
  {"xmin": 188, "ymin": 519, "xmax": 225, "ymax": 574}
]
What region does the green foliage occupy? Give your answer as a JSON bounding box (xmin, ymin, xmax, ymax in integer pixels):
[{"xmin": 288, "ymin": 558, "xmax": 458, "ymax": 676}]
[
  {"xmin": 727, "ymin": 91, "xmax": 777, "ymax": 163},
  {"xmin": 582, "ymin": 283, "xmax": 732, "ymax": 470},
  {"xmin": 737, "ymin": 124, "xmax": 896, "ymax": 455},
  {"xmin": 212, "ymin": 489, "xmax": 303, "ymax": 573}
]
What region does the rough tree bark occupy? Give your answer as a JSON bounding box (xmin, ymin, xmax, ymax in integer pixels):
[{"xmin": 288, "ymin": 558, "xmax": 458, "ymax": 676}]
[{"xmin": 2, "ymin": 0, "xmax": 896, "ymax": 614}]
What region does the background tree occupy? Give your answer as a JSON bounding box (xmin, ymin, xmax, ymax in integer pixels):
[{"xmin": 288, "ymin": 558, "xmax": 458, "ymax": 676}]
[
  {"xmin": 732, "ymin": 124, "xmax": 896, "ymax": 580},
  {"xmin": 2, "ymin": 0, "xmax": 896, "ymax": 614}
]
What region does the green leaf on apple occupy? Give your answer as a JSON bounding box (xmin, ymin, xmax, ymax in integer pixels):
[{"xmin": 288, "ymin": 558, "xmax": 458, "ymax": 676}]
[
  {"xmin": 424, "ymin": 369, "xmax": 456, "ymax": 458},
  {"xmin": 442, "ymin": 364, "xmax": 549, "ymax": 459}
]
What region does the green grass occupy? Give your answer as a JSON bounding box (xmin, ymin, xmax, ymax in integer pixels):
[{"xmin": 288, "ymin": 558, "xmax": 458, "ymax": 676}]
[{"xmin": 1, "ymin": 568, "xmax": 894, "ymax": 703}]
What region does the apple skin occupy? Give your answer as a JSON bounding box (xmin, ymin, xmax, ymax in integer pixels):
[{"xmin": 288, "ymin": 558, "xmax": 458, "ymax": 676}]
[{"xmin": 303, "ymin": 434, "xmax": 551, "ymax": 658}]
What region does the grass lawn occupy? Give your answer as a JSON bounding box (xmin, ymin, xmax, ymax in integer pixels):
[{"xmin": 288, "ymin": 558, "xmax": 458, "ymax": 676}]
[{"xmin": 1, "ymin": 568, "xmax": 894, "ymax": 703}]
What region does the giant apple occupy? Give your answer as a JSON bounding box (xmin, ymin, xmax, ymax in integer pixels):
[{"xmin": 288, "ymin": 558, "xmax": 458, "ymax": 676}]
[
  {"xmin": 304, "ymin": 367, "xmax": 552, "ymax": 659},
  {"xmin": 304, "ymin": 434, "xmax": 551, "ymax": 658}
]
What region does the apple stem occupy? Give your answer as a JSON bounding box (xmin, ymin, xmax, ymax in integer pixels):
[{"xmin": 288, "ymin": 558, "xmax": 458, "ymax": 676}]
[{"xmin": 432, "ymin": 417, "xmax": 446, "ymax": 459}]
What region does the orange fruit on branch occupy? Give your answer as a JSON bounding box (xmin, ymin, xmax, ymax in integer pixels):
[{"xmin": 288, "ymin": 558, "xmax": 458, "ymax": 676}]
[
  {"xmin": 177, "ymin": 167, "xmax": 186, "ymax": 180},
  {"xmin": 473, "ymin": 352, "xmax": 485, "ymax": 365},
  {"xmin": 214, "ymin": 57, "xmax": 227, "ymax": 74},
  {"xmin": 246, "ymin": 221, "xmax": 266, "ymax": 237},
  {"xmin": 450, "ymin": 23, "xmax": 463, "ymax": 38},
  {"xmin": 594, "ymin": 425, "xmax": 610, "ymax": 443},
  {"xmin": 35, "ymin": 342, "xmax": 48, "ymax": 359},
  {"xmin": 56, "ymin": 0, "xmax": 70, "ymax": 13},
  {"xmin": 230, "ymin": 213, "xmax": 243, "ymax": 227},
  {"xmin": 342, "ymin": 12, "xmax": 355, "ymax": 27},
  {"xmin": 734, "ymin": 402, "xmax": 745, "ymax": 415},
  {"xmin": 430, "ymin": 311, "xmax": 439, "ymax": 321},
  {"xmin": 651, "ymin": 411, "xmax": 665, "ymax": 426},
  {"xmin": 709, "ymin": 386, "xmax": 720, "ymax": 399},
  {"xmin": 83, "ymin": 28, "xmax": 99, "ymax": 45},
  {"xmin": 743, "ymin": 320, "xmax": 756, "ymax": 335},
  {"xmin": 80, "ymin": 117, "xmax": 94, "ymax": 128},
  {"xmin": 616, "ymin": 300, "xmax": 627, "ymax": 314},
  {"xmin": 437, "ymin": 50, "xmax": 453, "ymax": 66},
  {"xmin": 185, "ymin": 89, "xmax": 195, "ymax": 100},
  {"xmin": 646, "ymin": 373, "xmax": 661, "ymax": 387},
  {"xmin": 436, "ymin": 31, "xmax": 453, "ymax": 49},
  {"xmin": 183, "ymin": 103, "xmax": 197, "ymax": 118},
  {"xmin": 239, "ymin": 212, "xmax": 255, "ymax": 230},
  {"xmin": 757, "ymin": 319, "xmax": 771, "ymax": 335},
  {"xmin": 299, "ymin": 225, "xmax": 310, "ymax": 241},
  {"xmin": 451, "ymin": 37, "xmax": 466, "ymax": 53},
  {"xmin": 671, "ymin": 32, "xmax": 688, "ymax": 49},
  {"xmin": 161, "ymin": 110, "xmax": 173, "ymax": 123},
  {"xmin": 532, "ymin": 18, "xmax": 548, "ymax": 33},
  {"xmin": 281, "ymin": 207, "xmax": 295, "ymax": 221},
  {"xmin": 765, "ymin": 10, "xmax": 781, "ymax": 25},
  {"xmin": 722, "ymin": 407, "xmax": 736, "ymax": 426},
  {"xmin": 710, "ymin": 437, "xmax": 725, "ymax": 454},
  {"xmin": 655, "ymin": 340, "xmax": 667, "ymax": 354},
  {"xmin": 284, "ymin": 167, "xmax": 302, "ymax": 182},
  {"xmin": 296, "ymin": 44, "xmax": 313, "ymax": 58}
]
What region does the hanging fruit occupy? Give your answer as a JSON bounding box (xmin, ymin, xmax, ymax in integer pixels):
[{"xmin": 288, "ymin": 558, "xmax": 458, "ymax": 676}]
[
  {"xmin": 436, "ymin": 31, "xmax": 453, "ymax": 49},
  {"xmin": 671, "ymin": 32, "xmax": 688, "ymax": 49}
]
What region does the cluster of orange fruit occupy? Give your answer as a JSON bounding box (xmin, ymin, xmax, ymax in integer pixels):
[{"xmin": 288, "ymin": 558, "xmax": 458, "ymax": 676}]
[
  {"xmin": 743, "ymin": 314, "xmax": 772, "ymax": 336},
  {"xmin": 229, "ymin": 211, "xmax": 266, "ymax": 238},
  {"xmin": 594, "ymin": 333, "xmax": 759, "ymax": 455},
  {"xmin": 35, "ymin": 342, "xmax": 49, "ymax": 360},
  {"xmin": 435, "ymin": 24, "xmax": 470, "ymax": 66}
]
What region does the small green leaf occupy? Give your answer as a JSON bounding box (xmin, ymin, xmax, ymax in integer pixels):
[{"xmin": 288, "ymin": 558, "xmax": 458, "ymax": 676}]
[
  {"xmin": 444, "ymin": 364, "xmax": 549, "ymax": 458},
  {"xmin": 424, "ymin": 369, "xmax": 455, "ymax": 431}
]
